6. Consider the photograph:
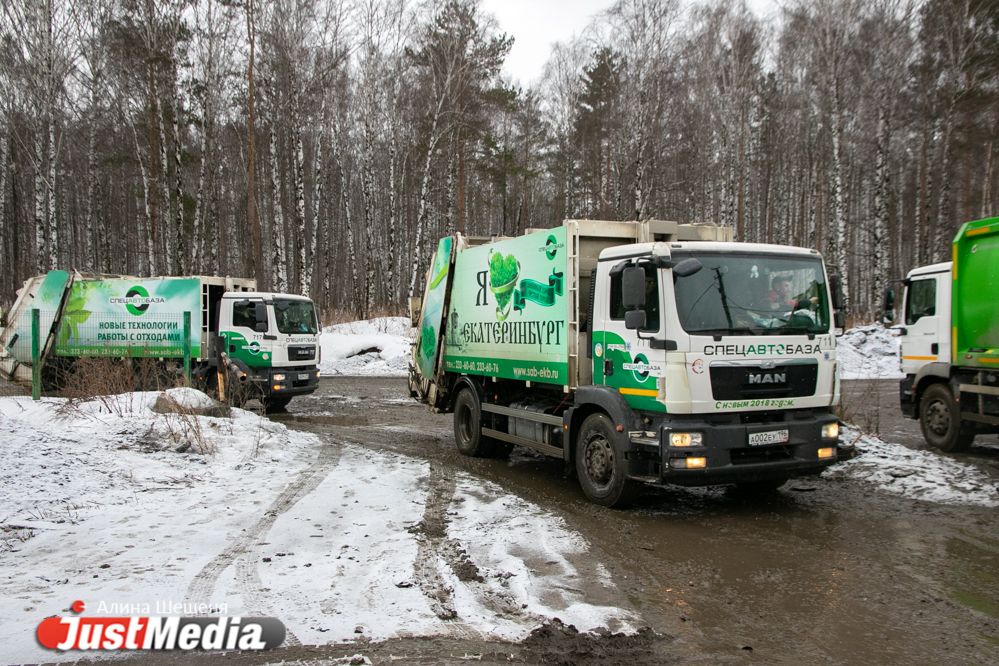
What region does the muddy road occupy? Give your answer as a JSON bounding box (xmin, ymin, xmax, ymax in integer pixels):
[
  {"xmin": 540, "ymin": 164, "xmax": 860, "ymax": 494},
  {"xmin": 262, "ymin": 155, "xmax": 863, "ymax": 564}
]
[
  {"xmin": 251, "ymin": 377, "xmax": 999, "ymax": 665},
  {"xmin": 111, "ymin": 377, "xmax": 999, "ymax": 666}
]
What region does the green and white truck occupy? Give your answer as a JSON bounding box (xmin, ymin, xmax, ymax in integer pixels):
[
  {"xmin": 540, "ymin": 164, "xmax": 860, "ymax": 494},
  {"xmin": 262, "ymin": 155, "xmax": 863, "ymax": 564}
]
[
  {"xmin": 0, "ymin": 271, "xmax": 320, "ymax": 409},
  {"xmin": 883, "ymin": 217, "xmax": 999, "ymax": 451},
  {"xmin": 409, "ymin": 220, "xmax": 847, "ymax": 506}
]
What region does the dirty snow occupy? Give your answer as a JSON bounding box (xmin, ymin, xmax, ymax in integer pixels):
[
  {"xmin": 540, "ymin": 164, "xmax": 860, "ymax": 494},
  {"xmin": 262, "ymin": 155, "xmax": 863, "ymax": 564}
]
[
  {"xmin": 319, "ymin": 317, "xmax": 415, "ymax": 377},
  {"xmin": 824, "ymin": 425, "xmax": 999, "ymax": 507},
  {"xmin": 837, "ymin": 324, "xmax": 905, "ymax": 380},
  {"xmin": 0, "ymin": 391, "xmax": 636, "ymax": 664}
]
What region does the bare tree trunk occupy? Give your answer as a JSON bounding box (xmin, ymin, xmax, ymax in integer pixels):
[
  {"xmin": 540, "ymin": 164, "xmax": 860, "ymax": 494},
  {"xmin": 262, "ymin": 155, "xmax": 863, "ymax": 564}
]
[
  {"xmin": 308, "ymin": 95, "xmax": 326, "ymax": 299},
  {"xmin": 361, "ymin": 113, "xmax": 376, "ymax": 317},
  {"xmin": 293, "ymin": 92, "xmax": 307, "ymax": 296},
  {"xmin": 85, "ymin": 106, "xmax": 98, "ymax": 272},
  {"xmin": 246, "ymin": 0, "xmax": 262, "ymax": 283},
  {"xmin": 408, "ymin": 99, "xmax": 443, "ymax": 301},
  {"xmin": 47, "ymin": 115, "xmax": 57, "ymax": 270},
  {"xmin": 193, "ymin": 117, "xmax": 208, "ymax": 275},
  {"xmin": 269, "ymin": 130, "xmax": 287, "ymax": 291},
  {"xmin": 34, "ymin": 129, "xmax": 47, "ymax": 273},
  {"xmin": 934, "ymin": 105, "xmax": 955, "ymax": 262},
  {"xmin": 333, "ymin": 119, "xmax": 360, "ymax": 314},
  {"xmin": 172, "ymin": 93, "xmax": 185, "ymax": 274},
  {"xmin": 873, "ymin": 103, "xmax": 890, "ymax": 298}
]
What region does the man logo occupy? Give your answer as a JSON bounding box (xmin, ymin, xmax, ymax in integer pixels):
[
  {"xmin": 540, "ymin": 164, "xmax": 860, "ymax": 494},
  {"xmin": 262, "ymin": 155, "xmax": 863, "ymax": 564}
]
[{"xmin": 748, "ymin": 373, "xmax": 786, "ymax": 384}]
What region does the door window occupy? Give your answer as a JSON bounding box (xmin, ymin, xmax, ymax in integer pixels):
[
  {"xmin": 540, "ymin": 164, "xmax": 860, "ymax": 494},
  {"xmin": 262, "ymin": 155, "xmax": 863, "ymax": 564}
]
[
  {"xmin": 233, "ymin": 301, "xmax": 264, "ymax": 329},
  {"xmin": 905, "ymin": 279, "xmax": 936, "ymax": 325},
  {"xmin": 609, "ymin": 264, "xmax": 660, "ymax": 331}
]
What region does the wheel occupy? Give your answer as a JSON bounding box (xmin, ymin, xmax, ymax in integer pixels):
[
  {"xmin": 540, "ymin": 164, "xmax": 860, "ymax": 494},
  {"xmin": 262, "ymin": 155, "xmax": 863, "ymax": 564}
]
[
  {"xmin": 453, "ymin": 388, "xmax": 496, "ymax": 457},
  {"xmin": 919, "ymin": 383, "xmax": 975, "ymax": 452},
  {"xmin": 262, "ymin": 395, "xmax": 292, "ymax": 412},
  {"xmin": 733, "ymin": 478, "xmax": 788, "ymax": 494},
  {"xmin": 574, "ymin": 413, "xmax": 640, "ymax": 508}
]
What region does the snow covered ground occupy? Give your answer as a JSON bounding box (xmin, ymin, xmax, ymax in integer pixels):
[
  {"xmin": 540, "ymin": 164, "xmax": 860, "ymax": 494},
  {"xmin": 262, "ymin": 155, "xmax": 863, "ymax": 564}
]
[
  {"xmin": 825, "ymin": 425, "xmax": 998, "ymax": 507},
  {"xmin": 318, "ymin": 317, "xmax": 415, "ymax": 377},
  {"xmin": 837, "ymin": 324, "xmax": 905, "ymax": 380},
  {"xmin": 0, "ymin": 390, "xmax": 636, "ymax": 664}
]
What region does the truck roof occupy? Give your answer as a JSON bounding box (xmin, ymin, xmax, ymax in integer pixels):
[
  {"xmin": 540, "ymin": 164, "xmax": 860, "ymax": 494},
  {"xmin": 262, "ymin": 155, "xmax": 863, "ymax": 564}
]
[
  {"xmin": 222, "ymin": 292, "xmax": 313, "ymax": 301},
  {"xmin": 907, "ymin": 261, "xmax": 952, "ymax": 278},
  {"xmin": 598, "ymin": 240, "xmax": 824, "ymax": 262}
]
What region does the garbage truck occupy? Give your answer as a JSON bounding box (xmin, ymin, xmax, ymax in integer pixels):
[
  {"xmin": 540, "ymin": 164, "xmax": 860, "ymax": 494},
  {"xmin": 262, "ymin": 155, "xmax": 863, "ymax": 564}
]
[
  {"xmin": 0, "ymin": 271, "xmax": 320, "ymax": 409},
  {"xmin": 409, "ymin": 219, "xmax": 847, "ymax": 507},
  {"xmin": 882, "ymin": 217, "xmax": 999, "ymax": 451}
]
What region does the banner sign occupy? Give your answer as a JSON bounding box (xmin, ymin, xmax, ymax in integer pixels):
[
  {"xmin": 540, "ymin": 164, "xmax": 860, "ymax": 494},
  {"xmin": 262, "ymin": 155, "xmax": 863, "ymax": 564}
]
[
  {"xmin": 444, "ymin": 228, "xmax": 569, "ymax": 385},
  {"xmin": 55, "ymin": 279, "xmax": 201, "ymax": 358}
]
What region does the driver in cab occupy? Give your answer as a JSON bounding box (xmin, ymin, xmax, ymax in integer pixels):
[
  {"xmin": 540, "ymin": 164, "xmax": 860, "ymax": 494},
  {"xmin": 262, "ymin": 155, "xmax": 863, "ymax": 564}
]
[{"xmin": 765, "ymin": 275, "xmax": 818, "ymax": 312}]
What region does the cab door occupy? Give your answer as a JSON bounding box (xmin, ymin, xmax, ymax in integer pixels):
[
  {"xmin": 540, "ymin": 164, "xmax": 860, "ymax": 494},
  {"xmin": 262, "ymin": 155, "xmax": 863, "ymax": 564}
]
[
  {"xmin": 594, "ymin": 262, "xmax": 666, "ymax": 412},
  {"xmin": 223, "ymin": 299, "xmax": 274, "ymax": 368},
  {"xmin": 901, "ymin": 275, "xmax": 944, "ymax": 375}
]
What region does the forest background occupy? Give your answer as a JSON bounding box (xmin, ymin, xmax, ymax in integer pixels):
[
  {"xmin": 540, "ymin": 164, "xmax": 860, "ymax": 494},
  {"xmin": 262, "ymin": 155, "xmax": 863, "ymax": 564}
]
[{"xmin": 1, "ymin": 0, "xmax": 996, "ymax": 320}]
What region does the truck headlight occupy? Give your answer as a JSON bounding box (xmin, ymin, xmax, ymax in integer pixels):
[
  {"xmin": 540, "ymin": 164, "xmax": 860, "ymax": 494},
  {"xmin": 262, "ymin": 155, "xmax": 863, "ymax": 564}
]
[
  {"xmin": 822, "ymin": 423, "xmax": 839, "ymax": 439},
  {"xmin": 669, "ymin": 432, "xmax": 703, "ymax": 447},
  {"xmin": 273, "ymin": 374, "xmax": 286, "ymax": 381}
]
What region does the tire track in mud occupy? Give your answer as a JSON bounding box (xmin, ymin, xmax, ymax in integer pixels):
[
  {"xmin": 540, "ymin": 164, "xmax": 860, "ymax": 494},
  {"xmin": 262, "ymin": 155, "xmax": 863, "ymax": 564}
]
[
  {"xmin": 409, "ymin": 460, "xmax": 536, "ymax": 640},
  {"xmin": 185, "ymin": 438, "xmax": 341, "ymax": 647}
]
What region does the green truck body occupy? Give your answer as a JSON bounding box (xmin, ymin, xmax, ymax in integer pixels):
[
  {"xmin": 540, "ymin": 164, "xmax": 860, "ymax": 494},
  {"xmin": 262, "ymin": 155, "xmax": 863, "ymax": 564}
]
[{"xmin": 952, "ymin": 218, "xmax": 999, "ymax": 369}]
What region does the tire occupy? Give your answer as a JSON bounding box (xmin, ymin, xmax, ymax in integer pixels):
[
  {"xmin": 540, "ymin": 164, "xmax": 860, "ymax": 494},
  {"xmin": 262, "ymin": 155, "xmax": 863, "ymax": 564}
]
[
  {"xmin": 453, "ymin": 388, "xmax": 495, "ymax": 457},
  {"xmin": 919, "ymin": 383, "xmax": 975, "ymax": 452},
  {"xmin": 262, "ymin": 395, "xmax": 292, "ymax": 412},
  {"xmin": 574, "ymin": 413, "xmax": 640, "ymax": 508},
  {"xmin": 733, "ymin": 478, "xmax": 788, "ymax": 494}
]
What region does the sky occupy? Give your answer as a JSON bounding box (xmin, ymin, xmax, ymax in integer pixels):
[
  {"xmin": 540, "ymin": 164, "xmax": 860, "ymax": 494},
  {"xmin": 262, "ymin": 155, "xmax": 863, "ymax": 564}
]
[{"xmin": 479, "ymin": 0, "xmax": 780, "ymax": 86}]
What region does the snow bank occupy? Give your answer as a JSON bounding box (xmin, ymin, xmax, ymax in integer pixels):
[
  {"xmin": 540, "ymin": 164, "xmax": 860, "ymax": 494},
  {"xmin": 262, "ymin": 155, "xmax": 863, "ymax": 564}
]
[
  {"xmin": 161, "ymin": 386, "xmax": 218, "ymax": 410},
  {"xmin": 824, "ymin": 425, "xmax": 998, "ymax": 507},
  {"xmin": 0, "ymin": 391, "xmax": 303, "ymax": 524},
  {"xmin": 319, "ymin": 317, "xmax": 415, "ymax": 377},
  {"xmin": 837, "ymin": 324, "xmax": 904, "ymax": 380}
]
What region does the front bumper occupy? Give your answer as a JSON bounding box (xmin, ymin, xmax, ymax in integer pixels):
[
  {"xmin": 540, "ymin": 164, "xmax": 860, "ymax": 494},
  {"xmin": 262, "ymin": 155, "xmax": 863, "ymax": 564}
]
[
  {"xmin": 630, "ymin": 411, "xmax": 841, "ymax": 486},
  {"xmin": 249, "ymin": 366, "xmax": 320, "ymax": 397}
]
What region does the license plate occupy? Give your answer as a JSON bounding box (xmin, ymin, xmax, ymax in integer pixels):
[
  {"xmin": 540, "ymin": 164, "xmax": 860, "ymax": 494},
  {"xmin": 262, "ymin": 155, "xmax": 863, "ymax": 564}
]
[
  {"xmin": 298, "ymin": 373, "xmax": 310, "ymax": 380},
  {"xmin": 748, "ymin": 429, "xmax": 789, "ymax": 446}
]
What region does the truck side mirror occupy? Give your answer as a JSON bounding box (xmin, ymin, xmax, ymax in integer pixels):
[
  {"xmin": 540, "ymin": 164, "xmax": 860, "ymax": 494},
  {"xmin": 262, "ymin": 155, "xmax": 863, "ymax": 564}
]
[
  {"xmin": 254, "ymin": 302, "xmax": 268, "ymax": 331},
  {"xmin": 834, "ymin": 311, "xmax": 846, "ymax": 330},
  {"xmin": 672, "ymin": 258, "xmax": 702, "ymax": 278},
  {"xmin": 622, "ymin": 266, "xmax": 646, "ymax": 310},
  {"xmin": 625, "ymin": 309, "xmax": 647, "ymax": 330},
  {"xmin": 829, "ymin": 274, "xmax": 845, "ymax": 310},
  {"xmin": 882, "ymin": 287, "xmax": 895, "ymax": 312}
]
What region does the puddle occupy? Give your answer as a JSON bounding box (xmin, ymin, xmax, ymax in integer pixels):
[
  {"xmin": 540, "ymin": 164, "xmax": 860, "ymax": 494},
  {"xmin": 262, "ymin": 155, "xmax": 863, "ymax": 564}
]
[{"xmin": 270, "ymin": 414, "xmax": 369, "ymax": 427}]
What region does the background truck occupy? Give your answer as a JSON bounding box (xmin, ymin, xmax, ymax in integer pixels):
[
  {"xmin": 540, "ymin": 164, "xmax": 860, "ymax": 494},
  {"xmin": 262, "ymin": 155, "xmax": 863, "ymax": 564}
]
[
  {"xmin": 409, "ymin": 220, "xmax": 847, "ymax": 507},
  {"xmin": 0, "ymin": 271, "xmax": 320, "ymax": 410},
  {"xmin": 882, "ymin": 217, "xmax": 999, "ymax": 451}
]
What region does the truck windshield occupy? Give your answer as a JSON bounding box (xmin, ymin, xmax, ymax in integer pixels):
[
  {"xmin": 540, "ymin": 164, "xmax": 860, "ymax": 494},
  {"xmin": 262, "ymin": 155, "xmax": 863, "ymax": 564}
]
[
  {"xmin": 274, "ymin": 300, "xmax": 318, "ymax": 335},
  {"xmin": 671, "ymin": 252, "xmax": 830, "ymax": 335}
]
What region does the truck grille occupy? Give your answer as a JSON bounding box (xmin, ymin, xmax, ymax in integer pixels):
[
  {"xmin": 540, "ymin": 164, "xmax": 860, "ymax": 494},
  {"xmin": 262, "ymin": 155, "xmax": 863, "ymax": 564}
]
[
  {"xmin": 709, "ymin": 362, "xmax": 818, "ymax": 400},
  {"xmin": 288, "ymin": 344, "xmax": 316, "ymax": 361},
  {"xmin": 730, "ymin": 445, "xmax": 795, "ymax": 465}
]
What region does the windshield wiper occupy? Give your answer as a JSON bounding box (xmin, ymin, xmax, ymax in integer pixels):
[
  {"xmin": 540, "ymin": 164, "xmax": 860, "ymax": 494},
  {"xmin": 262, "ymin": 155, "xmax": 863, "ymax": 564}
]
[{"xmin": 762, "ymin": 326, "xmax": 819, "ymax": 336}]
